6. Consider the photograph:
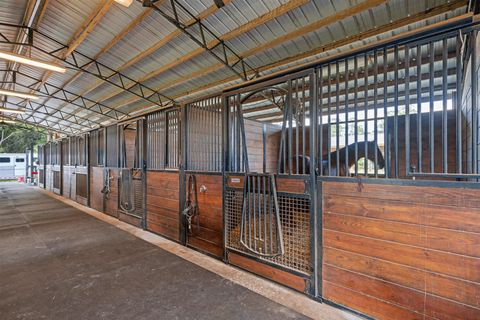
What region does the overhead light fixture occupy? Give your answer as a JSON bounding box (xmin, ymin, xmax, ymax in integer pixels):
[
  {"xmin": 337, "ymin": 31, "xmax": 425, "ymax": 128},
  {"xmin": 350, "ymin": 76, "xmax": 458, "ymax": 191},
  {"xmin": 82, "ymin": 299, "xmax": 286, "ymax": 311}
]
[
  {"xmin": 115, "ymin": 0, "xmax": 134, "ymax": 7},
  {"xmin": 0, "ymin": 50, "xmax": 66, "ymax": 73},
  {"xmin": 0, "ymin": 107, "xmax": 25, "ymax": 114},
  {"xmin": 0, "ymin": 89, "xmax": 39, "ymax": 100}
]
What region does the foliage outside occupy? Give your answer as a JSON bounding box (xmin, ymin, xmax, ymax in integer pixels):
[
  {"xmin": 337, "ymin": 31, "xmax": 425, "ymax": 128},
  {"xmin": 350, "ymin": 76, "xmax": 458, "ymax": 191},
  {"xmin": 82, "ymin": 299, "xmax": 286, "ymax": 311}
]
[{"xmin": 0, "ymin": 123, "xmax": 47, "ymax": 153}]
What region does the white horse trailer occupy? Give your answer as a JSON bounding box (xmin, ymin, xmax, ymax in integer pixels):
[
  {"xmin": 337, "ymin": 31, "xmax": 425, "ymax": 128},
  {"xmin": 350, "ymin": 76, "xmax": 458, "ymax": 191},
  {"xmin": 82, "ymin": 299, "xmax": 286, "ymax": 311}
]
[{"xmin": 0, "ymin": 154, "xmax": 26, "ymax": 180}]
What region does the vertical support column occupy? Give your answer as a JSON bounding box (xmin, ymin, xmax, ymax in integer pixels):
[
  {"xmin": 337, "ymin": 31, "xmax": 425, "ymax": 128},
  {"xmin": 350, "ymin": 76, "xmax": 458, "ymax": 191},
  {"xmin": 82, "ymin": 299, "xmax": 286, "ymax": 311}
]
[{"xmin": 179, "ymin": 105, "xmax": 187, "ymax": 245}]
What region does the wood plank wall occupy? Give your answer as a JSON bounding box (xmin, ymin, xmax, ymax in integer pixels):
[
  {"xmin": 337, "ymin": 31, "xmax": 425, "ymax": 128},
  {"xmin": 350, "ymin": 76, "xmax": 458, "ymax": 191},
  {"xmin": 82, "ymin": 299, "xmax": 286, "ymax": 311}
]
[
  {"xmin": 185, "ymin": 173, "xmax": 223, "ymax": 258},
  {"xmin": 244, "ymin": 119, "xmax": 281, "ymax": 172},
  {"xmin": 146, "ymin": 171, "xmax": 180, "ymax": 241},
  {"xmin": 104, "ymin": 169, "xmax": 118, "ymax": 218},
  {"xmin": 322, "ymin": 180, "xmax": 480, "ymax": 320},
  {"xmin": 89, "ymin": 166, "xmax": 104, "ymax": 212}
]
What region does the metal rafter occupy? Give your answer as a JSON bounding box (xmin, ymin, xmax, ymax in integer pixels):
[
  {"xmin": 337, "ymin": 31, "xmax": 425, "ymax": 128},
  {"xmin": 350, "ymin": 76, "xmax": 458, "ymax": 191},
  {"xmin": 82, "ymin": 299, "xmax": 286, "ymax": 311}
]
[
  {"xmin": 13, "ymin": 71, "xmax": 128, "ymax": 121},
  {"xmin": 142, "ymin": 0, "xmax": 259, "ymax": 81},
  {"xmin": 4, "ymin": 99, "xmax": 101, "ymax": 129},
  {"xmin": 0, "ymin": 23, "xmax": 176, "ymax": 109}
]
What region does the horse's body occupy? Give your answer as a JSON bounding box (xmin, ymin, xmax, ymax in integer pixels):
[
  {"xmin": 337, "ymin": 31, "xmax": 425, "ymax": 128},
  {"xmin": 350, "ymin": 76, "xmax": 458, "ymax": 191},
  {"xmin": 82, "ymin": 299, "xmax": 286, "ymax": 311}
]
[{"xmin": 290, "ymin": 141, "xmax": 385, "ymax": 176}]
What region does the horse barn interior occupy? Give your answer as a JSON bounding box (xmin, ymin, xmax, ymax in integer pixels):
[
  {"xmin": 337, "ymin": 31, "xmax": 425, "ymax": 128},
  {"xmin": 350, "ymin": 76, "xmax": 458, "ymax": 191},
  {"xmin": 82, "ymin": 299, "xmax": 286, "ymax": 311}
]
[{"xmin": 1, "ymin": 0, "xmax": 480, "ymax": 319}]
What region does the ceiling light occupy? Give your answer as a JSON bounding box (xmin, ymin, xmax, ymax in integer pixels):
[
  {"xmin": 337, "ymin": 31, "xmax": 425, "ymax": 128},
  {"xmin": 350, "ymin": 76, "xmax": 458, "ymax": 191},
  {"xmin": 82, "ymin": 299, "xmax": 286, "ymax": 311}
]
[
  {"xmin": 115, "ymin": 0, "xmax": 134, "ymax": 7},
  {"xmin": 0, "ymin": 107, "xmax": 25, "ymax": 114},
  {"xmin": 0, "ymin": 89, "xmax": 39, "ymax": 100},
  {"xmin": 0, "ymin": 50, "xmax": 66, "ymax": 73}
]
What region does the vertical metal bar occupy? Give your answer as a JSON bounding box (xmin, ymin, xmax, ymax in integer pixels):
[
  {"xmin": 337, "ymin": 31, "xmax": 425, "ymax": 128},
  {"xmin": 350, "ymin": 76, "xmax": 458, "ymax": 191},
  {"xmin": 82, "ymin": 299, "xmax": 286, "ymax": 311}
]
[
  {"xmin": 442, "ymin": 37, "xmax": 448, "ymax": 174},
  {"xmin": 383, "ymin": 47, "xmax": 389, "ymax": 178},
  {"xmin": 252, "ymin": 175, "xmax": 256, "ymax": 252},
  {"xmin": 417, "ymin": 44, "xmax": 422, "ymax": 173},
  {"xmin": 335, "ymin": 62, "xmax": 340, "ymax": 176},
  {"xmin": 295, "ymin": 79, "xmax": 299, "ymax": 175},
  {"xmin": 471, "ymin": 31, "xmax": 478, "ymax": 174},
  {"xmin": 345, "ymin": 59, "xmax": 349, "ymax": 177},
  {"xmin": 236, "ymin": 94, "xmax": 241, "ymax": 171},
  {"xmin": 429, "ymin": 41, "xmax": 435, "ymax": 173},
  {"xmin": 456, "ymin": 33, "xmax": 462, "ymax": 174},
  {"xmin": 394, "ymin": 45, "xmax": 399, "ymax": 178},
  {"xmin": 373, "ymin": 51, "xmax": 378, "ymax": 177},
  {"xmin": 288, "ymin": 79, "xmax": 293, "ymax": 175},
  {"xmin": 364, "ymin": 54, "xmax": 369, "ymax": 176},
  {"xmin": 327, "ymin": 64, "xmax": 332, "ymax": 175},
  {"xmin": 263, "ymin": 175, "xmax": 267, "ymax": 253},
  {"xmin": 262, "ymin": 124, "xmax": 267, "ymax": 173},
  {"xmin": 354, "ymin": 57, "xmax": 359, "ymax": 176},
  {"xmin": 405, "ymin": 45, "xmax": 411, "ymax": 177},
  {"xmin": 302, "ymin": 76, "xmax": 306, "ymax": 175},
  {"xmin": 318, "ymin": 67, "xmax": 323, "ymax": 175}
]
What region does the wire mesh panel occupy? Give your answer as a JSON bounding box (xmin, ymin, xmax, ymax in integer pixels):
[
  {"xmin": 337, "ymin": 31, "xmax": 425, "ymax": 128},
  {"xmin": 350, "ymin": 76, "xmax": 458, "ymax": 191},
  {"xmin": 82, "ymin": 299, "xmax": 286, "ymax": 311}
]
[
  {"xmin": 186, "ymin": 95, "xmax": 222, "ymax": 171},
  {"xmin": 146, "ymin": 108, "xmax": 180, "ymax": 170},
  {"xmin": 225, "ymin": 186, "xmax": 311, "ymax": 274}
]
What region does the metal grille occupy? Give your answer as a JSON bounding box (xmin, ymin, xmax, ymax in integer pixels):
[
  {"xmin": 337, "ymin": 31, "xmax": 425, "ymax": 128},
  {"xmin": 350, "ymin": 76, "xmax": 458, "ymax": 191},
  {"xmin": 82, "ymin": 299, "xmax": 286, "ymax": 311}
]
[
  {"xmin": 225, "ymin": 189, "xmax": 311, "ymax": 274},
  {"xmin": 147, "ymin": 110, "xmax": 166, "ymax": 170},
  {"xmin": 106, "ymin": 125, "xmax": 118, "ymax": 167},
  {"xmin": 240, "ymin": 174, "xmax": 283, "ymax": 257},
  {"xmin": 45, "ymin": 143, "xmax": 51, "ymax": 165},
  {"xmin": 38, "ymin": 168, "xmax": 44, "ymax": 184},
  {"xmin": 226, "ymin": 72, "xmax": 313, "ymax": 175},
  {"xmin": 186, "ymin": 96, "xmax": 222, "ymax": 171},
  {"xmin": 89, "ymin": 129, "xmax": 105, "ymax": 167},
  {"xmin": 62, "ymin": 138, "xmax": 69, "ymax": 165},
  {"xmin": 147, "ymin": 109, "xmax": 180, "ymax": 170},
  {"xmin": 118, "ymin": 169, "xmax": 144, "ymax": 218},
  {"xmin": 38, "ymin": 145, "xmax": 44, "ymax": 165}
]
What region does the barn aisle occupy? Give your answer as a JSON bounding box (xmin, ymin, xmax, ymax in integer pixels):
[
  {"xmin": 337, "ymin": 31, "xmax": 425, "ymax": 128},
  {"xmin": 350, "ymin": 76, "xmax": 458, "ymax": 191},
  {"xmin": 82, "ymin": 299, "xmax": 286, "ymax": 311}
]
[{"xmin": 0, "ymin": 183, "xmax": 307, "ymax": 320}]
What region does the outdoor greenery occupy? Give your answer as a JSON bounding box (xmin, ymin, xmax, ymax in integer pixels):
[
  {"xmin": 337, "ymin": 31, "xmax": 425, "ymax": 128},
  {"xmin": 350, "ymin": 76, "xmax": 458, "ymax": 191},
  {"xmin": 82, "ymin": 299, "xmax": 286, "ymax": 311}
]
[{"xmin": 0, "ymin": 123, "xmax": 47, "ymax": 153}]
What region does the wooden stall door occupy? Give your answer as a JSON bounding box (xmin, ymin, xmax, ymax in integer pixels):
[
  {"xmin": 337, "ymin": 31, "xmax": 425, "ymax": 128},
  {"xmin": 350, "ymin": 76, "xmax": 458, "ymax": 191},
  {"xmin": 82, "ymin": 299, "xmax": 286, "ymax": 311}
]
[
  {"xmin": 320, "ymin": 179, "xmax": 480, "ymax": 320},
  {"xmin": 146, "ymin": 171, "xmax": 180, "ymax": 241},
  {"xmin": 184, "ymin": 173, "xmax": 223, "ymax": 258}
]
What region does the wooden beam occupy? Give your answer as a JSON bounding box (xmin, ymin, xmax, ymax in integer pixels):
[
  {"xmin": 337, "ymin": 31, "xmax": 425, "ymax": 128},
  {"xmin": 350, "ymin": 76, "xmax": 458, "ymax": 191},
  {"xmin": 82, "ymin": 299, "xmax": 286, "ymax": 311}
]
[
  {"xmin": 65, "ymin": 0, "xmax": 115, "ymax": 57},
  {"xmin": 106, "ymin": 0, "xmax": 385, "ymax": 110},
  {"xmin": 138, "ymin": 0, "xmax": 310, "ymax": 82},
  {"xmin": 164, "ymin": 0, "xmax": 467, "ymax": 101},
  {"xmin": 77, "ymin": 0, "xmax": 233, "ymax": 103}
]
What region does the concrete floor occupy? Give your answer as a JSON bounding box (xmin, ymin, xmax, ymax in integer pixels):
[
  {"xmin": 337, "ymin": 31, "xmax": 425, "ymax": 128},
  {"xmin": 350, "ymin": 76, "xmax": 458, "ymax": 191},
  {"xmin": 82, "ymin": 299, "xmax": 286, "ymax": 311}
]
[{"xmin": 0, "ymin": 183, "xmax": 308, "ymax": 320}]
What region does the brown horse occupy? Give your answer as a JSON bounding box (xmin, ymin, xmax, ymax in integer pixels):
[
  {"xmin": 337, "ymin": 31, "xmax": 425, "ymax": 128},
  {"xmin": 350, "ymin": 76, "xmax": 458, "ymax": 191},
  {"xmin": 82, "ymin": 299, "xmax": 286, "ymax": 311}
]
[{"xmin": 291, "ymin": 141, "xmax": 385, "ymax": 176}]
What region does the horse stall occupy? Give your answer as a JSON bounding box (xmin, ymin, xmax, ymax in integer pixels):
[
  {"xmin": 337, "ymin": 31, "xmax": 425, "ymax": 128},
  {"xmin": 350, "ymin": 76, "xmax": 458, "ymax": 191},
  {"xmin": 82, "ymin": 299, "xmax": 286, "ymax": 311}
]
[
  {"xmin": 145, "ymin": 108, "xmax": 181, "ymax": 241},
  {"xmin": 117, "ymin": 118, "xmax": 146, "ymax": 227},
  {"xmin": 223, "ymin": 70, "xmax": 315, "ymax": 293},
  {"xmin": 182, "ymin": 96, "xmax": 224, "ymax": 258},
  {"xmin": 32, "ymin": 16, "xmax": 480, "ymax": 320}
]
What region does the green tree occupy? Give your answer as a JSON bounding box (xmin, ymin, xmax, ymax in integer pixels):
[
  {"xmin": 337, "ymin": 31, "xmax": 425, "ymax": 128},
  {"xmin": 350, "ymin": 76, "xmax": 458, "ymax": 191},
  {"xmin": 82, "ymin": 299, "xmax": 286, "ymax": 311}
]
[{"xmin": 0, "ymin": 124, "xmax": 47, "ymax": 153}]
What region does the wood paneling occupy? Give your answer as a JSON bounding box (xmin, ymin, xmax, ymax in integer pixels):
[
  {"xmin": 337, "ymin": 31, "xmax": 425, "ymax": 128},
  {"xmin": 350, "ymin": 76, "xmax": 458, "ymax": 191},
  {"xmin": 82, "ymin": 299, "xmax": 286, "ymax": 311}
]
[
  {"xmin": 186, "ymin": 173, "xmax": 223, "ymax": 258},
  {"xmin": 89, "ymin": 166, "xmax": 104, "ymax": 212},
  {"xmin": 146, "ymin": 171, "xmax": 179, "ymax": 241},
  {"xmin": 228, "ymin": 252, "xmax": 307, "ymax": 292},
  {"xmin": 244, "ymin": 119, "xmax": 281, "ymax": 173},
  {"xmin": 322, "ymin": 180, "xmax": 480, "ymax": 320}
]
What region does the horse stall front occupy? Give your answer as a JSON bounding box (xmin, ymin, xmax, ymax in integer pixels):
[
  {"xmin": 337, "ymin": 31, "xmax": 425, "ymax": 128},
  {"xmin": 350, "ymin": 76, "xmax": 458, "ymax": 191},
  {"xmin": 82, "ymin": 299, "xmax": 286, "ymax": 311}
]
[
  {"xmin": 182, "ymin": 97, "xmax": 224, "ymax": 258},
  {"xmin": 312, "ymin": 26, "xmax": 480, "ymax": 319},
  {"xmin": 223, "ymin": 70, "xmax": 316, "ymax": 293},
  {"xmin": 44, "ymin": 142, "xmax": 53, "ymax": 192},
  {"xmin": 67, "ymin": 134, "xmax": 89, "ymax": 206},
  {"xmin": 145, "ymin": 108, "xmax": 181, "ymax": 242},
  {"xmin": 51, "ymin": 141, "xmax": 62, "ymax": 195}
]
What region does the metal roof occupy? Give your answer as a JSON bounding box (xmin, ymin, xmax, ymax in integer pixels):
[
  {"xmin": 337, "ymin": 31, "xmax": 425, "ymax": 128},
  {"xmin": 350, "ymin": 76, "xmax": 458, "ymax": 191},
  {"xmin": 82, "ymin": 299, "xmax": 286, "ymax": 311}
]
[{"xmin": 0, "ymin": 0, "xmax": 470, "ymax": 135}]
